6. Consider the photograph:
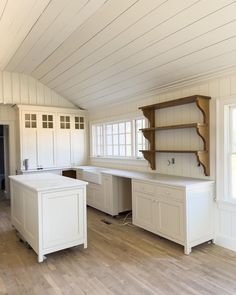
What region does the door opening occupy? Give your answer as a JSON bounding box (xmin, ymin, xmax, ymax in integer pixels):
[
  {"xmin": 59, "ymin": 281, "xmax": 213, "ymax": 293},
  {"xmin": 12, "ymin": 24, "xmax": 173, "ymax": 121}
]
[{"xmin": 0, "ymin": 125, "xmax": 10, "ymax": 199}]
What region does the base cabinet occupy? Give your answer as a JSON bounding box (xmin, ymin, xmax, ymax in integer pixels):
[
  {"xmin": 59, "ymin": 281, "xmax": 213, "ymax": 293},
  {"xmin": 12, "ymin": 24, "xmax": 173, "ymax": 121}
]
[
  {"xmin": 132, "ymin": 179, "xmax": 214, "ymax": 254},
  {"xmin": 77, "ymin": 172, "xmax": 132, "ymax": 216}
]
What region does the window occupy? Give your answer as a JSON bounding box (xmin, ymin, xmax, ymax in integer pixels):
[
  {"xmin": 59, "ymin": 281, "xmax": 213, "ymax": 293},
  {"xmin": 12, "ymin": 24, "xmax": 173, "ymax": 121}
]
[
  {"xmin": 42, "ymin": 114, "xmax": 53, "ymax": 129},
  {"xmin": 91, "ymin": 118, "xmax": 145, "ymax": 158},
  {"xmin": 25, "ymin": 113, "xmax": 37, "ymax": 128}
]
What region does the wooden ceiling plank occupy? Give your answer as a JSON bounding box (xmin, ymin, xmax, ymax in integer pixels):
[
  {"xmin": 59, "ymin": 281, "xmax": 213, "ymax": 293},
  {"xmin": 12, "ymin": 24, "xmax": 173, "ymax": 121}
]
[
  {"xmin": 47, "ymin": 0, "xmax": 234, "ymax": 91},
  {"xmin": 60, "ymin": 3, "xmax": 236, "ymax": 95},
  {"xmin": 5, "ymin": 0, "xmax": 71, "ymax": 71},
  {"xmin": 41, "ymin": 0, "xmax": 168, "ymax": 85},
  {"xmin": 63, "ymin": 22, "xmax": 236, "ymax": 100},
  {"xmin": 31, "ymin": 0, "xmax": 139, "ymax": 79},
  {"xmin": 73, "ymin": 42, "xmax": 236, "ymax": 108}
]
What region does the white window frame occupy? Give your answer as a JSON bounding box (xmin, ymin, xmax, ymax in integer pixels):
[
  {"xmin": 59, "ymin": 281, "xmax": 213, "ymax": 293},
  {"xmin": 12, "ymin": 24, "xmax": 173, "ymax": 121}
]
[
  {"xmin": 217, "ymin": 96, "xmax": 236, "ymax": 203},
  {"xmin": 90, "ymin": 117, "xmax": 146, "ymax": 160}
]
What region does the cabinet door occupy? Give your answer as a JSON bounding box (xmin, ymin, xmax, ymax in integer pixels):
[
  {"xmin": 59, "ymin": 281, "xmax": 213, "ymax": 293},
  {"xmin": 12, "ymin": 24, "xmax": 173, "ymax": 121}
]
[
  {"xmin": 21, "ymin": 112, "xmax": 38, "ymax": 169},
  {"xmin": 37, "ymin": 130, "xmax": 55, "ymax": 168},
  {"xmin": 103, "ymin": 175, "xmax": 114, "ymax": 214},
  {"xmin": 158, "ymin": 199, "xmax": 184, "ymax": 241},
  {"xmin": 56, "ymin": 114, "xmax": 71, "ymax": 167},
  {"xmin": 132, "ymin": 192, "xmax": 157, "ymax": 232},
  {"xmin": 71, "ymin": 130, "xmax": 85, "ymax": 165}
]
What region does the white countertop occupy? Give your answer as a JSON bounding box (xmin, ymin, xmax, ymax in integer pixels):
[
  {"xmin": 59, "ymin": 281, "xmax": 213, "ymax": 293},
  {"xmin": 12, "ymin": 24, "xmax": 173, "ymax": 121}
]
[
  {"xmin": 76, "ymin": 166, "xmax": 214, "ymax": 188},
  {"xmin": 9, "ymin": 173, "xmax": 88, "ymax": 192}
]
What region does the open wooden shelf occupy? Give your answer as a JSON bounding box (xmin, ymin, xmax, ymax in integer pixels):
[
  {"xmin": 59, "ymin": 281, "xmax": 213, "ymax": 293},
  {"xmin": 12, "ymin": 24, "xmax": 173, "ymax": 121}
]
[{"xmin": 139, "ymin": 95, "xmax": 211, "ymax": 176}]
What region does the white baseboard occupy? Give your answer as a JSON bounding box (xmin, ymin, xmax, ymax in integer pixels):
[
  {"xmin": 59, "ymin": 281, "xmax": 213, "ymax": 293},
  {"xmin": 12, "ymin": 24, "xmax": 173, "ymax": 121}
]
[{"xmin": 215, "ymin": 235, "xmax": 236, "ymax": 252}]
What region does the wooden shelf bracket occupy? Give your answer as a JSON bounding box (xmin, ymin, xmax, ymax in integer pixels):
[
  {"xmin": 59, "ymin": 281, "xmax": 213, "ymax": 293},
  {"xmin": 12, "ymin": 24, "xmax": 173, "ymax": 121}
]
[
  {"xmin": 141, "ymin": 151, "xmax": 156, "ymax": 170},
  {"xmin": 196, "ymin": 151, "xmax": 209, "ymax": 176}
]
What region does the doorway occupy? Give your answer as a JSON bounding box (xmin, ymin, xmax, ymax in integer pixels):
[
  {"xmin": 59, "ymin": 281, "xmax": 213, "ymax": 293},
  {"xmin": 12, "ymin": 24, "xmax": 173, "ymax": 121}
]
[{"xmin": 0, "ymin": 125, "xmax": 10, "ymax": 199}]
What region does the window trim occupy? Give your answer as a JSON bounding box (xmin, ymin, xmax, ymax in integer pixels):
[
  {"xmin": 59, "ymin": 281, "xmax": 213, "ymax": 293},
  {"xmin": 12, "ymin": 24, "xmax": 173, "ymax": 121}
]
[{"xmin": 217, "ymin": 96, "xmax": 236, "ymax": 203}]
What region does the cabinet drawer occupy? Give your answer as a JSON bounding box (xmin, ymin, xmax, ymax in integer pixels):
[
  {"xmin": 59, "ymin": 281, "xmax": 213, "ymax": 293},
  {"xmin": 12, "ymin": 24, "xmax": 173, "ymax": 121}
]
[
  {"xmin": 132, "ymin": 180, "xmax": 155, "ymax": 195},
  {"xmin": 156, "ymin": 185, "xmax": 185, "ymax": 202}
]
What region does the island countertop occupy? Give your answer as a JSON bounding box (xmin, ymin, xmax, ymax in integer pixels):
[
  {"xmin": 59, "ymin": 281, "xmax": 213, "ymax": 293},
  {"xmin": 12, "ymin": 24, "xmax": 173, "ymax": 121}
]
[{"xmin": 9, "ymin": 173, "xmax": 88, "ymax": 192}]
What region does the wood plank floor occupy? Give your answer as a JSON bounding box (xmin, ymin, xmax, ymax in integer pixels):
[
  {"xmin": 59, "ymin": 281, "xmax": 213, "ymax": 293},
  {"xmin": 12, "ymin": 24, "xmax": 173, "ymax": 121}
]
[{"xmin": 1, "ymin": 197, "xmax": 236, "ymax": 295}]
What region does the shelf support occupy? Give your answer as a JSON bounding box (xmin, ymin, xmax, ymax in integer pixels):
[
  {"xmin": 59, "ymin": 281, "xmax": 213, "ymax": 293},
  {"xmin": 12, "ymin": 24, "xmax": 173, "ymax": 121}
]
[
  {"xmin": 141, "ymin": 151, "xmax": 156, "ymax": 170},
  {"xmin": 196, "ymin": 152, "xmax": 209, "ymax": 176},
  {"xmin": 196, "ymin": 125, "xmax": 209, "ymax": 151},
  {"xmin": 142, "ymin": 130, "xmax": 155, "ymax": 150},
  {"xmin": 196, "ymin": 97, "xmax": 209, "ymax": 124},
  {"xmin": 142, "ymin": 109, "xmax": 155, "ymax": 127}
]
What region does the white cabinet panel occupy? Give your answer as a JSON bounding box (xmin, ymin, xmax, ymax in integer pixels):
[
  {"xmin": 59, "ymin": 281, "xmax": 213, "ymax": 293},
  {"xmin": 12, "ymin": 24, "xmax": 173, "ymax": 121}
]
[
  {"xmin": 37, "ymin": 130, "xmax": 55, "ymax": 168},
  {"xmin": 158, "ymin": 200, "xmax": 184, "ymax": 241},
  {"xmin": 56, "ymin": 130, "xmax": 71, "ymax": 167},
  {"xmin": 22, "ymin": 129, "xmax": 38, "ymax": 169},
  {"xmin": 71, "ymin": 130, "xmax": 85, "ymax": 165},
  {"xmin": 42, "ymin": 190, "xmax": 84, "ymax": 249}
]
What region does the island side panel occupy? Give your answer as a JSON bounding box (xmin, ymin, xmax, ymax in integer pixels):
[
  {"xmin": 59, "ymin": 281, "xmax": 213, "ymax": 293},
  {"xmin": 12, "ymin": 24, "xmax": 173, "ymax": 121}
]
[
  {"xmin": 10, "ymin": 180, "xmax": 39, "ymax": 254},
  {"xmin": 40, "ymin": 187, "xmax": 87, "ymax": 256}
]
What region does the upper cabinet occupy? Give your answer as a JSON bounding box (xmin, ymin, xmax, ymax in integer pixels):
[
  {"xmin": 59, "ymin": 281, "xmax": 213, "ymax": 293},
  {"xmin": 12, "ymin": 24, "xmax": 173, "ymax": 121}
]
[{"xmin": 18, "ymin": 105, "xmax": 87, "ymax": 171}]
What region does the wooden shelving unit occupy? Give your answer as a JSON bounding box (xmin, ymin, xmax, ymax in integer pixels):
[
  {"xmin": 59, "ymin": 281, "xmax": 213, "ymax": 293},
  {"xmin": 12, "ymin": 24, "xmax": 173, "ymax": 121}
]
[{"xmin": 139, "ymin": 95, "xmax": 211, "ymax": 176}]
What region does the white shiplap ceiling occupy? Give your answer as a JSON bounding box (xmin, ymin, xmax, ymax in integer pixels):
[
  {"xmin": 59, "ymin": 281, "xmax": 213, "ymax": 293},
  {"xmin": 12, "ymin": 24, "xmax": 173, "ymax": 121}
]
[{"xmin": 1, "ymin": 0, "xmax": 236, "ymax": 109}]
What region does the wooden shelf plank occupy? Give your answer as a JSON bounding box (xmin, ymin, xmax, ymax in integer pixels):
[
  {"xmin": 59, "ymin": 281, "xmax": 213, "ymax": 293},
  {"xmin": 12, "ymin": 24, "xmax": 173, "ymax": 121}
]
[
  {"xmin": 139, "ymin": 95, "xmax": 210, "ymax": 110},
  {"xmin": 140, "ymin": 123, "xmax": 206, "ymax": 132},
  {"xmin": 140, "ymin": 150, "xmax": 207, "ymax": 154}
]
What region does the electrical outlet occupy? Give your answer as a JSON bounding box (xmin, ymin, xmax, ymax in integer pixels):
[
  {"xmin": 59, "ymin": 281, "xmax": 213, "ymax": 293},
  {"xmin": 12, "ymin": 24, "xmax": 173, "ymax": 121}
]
[{"xmin": 171, "ymin": 158, "xmax": 175, "ymax": 164}]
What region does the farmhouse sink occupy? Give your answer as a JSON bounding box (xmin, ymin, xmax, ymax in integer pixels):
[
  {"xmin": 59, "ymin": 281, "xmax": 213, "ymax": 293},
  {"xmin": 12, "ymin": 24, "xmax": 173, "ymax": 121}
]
[{"xmin": 82, "ymin": 170, "xmax": 102, "ymax": 184}]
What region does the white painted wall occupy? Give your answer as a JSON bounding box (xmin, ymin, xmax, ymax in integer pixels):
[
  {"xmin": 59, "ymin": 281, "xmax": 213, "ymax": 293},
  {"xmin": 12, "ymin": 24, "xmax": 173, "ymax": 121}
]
[
  {"xmin": 0, "ymin": 71, "xmax": 75, "ymax": 108},
  {"xmin": 89, "ymin": 69, "xmax": 236, "ymax": 252}
]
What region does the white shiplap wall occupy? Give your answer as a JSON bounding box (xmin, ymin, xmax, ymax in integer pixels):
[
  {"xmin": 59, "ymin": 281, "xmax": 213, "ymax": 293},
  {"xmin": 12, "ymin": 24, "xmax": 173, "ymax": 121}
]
[
  {"xmin": 0, "ymin": 71, "xmax": 75, "ymax": 107},
  {"xmin": 89, "ymin": 70, "xmax": 236, "ymax": 252}
]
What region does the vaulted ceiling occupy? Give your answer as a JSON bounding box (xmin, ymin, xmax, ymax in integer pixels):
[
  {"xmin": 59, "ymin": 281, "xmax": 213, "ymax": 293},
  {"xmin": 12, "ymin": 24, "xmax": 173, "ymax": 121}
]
[{"xmin": 1, "ymin": 0, "xmax": 236, "ymax": 109}]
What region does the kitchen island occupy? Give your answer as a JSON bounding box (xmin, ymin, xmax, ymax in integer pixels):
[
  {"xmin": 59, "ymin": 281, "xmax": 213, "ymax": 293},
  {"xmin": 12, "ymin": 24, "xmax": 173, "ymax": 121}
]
[{"xmin": 9, "ymin": 173, "xmax": 88, "ymax": 262}]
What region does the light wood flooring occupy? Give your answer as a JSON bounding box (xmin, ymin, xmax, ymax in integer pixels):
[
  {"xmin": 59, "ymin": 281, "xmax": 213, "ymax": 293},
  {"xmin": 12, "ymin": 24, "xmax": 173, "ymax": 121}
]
[{"xmin": 1, "ymin": 197, "xmax": 236, "ymax": 295}]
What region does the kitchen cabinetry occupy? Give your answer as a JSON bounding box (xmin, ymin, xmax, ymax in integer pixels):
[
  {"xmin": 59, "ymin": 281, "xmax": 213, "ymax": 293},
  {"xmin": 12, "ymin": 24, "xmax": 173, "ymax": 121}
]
[
  {"xmin": 18, "ymin": 105, "xmax": 87, "ymax": 171},
  {"xmin": 132, "ymin": 179, "xmax": 214, "ymax": 254},
  {"xmin": 77, "ymin": 169, "xmax": 132, "ymax": 216},
  {"xmin": 10, "ymin": 173, "xmax": 87, "ymax": 262}
]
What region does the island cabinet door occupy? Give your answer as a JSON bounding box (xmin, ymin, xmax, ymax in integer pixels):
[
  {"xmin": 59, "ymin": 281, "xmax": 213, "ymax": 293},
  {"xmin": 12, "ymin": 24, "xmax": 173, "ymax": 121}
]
[{"xmin": 41, "ymin": 189, "xmax": 85, "ymax": 250}]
